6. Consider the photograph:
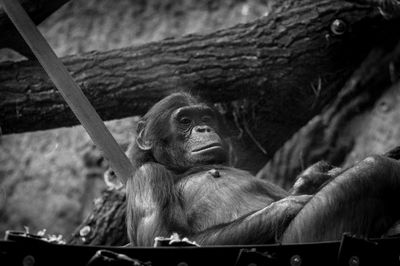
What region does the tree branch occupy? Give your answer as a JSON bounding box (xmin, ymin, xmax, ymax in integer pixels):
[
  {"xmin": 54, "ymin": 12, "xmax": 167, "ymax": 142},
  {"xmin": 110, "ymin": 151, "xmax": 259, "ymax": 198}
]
[{"xmin": 1, "ymin": 1, "xmax": 399, "ymax": 169}]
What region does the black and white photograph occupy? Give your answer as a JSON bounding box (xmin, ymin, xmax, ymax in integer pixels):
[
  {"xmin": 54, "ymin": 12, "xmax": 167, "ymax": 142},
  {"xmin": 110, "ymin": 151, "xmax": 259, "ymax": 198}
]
[{"xmin": 1, "ymin": 0, "xmax": 400, "ymax": 265}]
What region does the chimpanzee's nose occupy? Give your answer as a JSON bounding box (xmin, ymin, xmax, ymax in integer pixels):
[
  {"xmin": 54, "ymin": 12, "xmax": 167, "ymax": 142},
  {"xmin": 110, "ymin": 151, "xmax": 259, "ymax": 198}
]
[{"xmin": 195, "ymin": 125, "xmax": 212, "ymax": 133}]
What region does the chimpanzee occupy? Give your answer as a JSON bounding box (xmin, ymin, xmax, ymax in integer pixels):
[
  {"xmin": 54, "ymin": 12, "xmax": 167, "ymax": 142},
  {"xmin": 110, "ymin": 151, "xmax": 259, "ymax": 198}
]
[{"xmin": 125, "ymin": 92, "xmax": 400, "ymax": 246}]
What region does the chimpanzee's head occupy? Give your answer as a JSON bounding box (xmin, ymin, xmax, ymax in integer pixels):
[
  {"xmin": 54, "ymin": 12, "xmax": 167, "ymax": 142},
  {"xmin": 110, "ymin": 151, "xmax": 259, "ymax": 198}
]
[{"xmin": 133, "ymin": 92, "xmax": 230, "ymax": 172}]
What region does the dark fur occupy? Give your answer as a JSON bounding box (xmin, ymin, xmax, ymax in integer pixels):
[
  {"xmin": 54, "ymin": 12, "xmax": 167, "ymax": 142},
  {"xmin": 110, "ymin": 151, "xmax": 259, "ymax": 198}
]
[{"xmin": 126, "ymin": 93, "xmax": 400, "ymax": 246}]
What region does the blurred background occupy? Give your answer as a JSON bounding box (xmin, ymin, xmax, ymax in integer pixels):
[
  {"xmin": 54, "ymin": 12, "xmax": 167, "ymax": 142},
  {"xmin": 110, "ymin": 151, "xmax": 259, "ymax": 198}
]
[{"xmin": 0, "ymin": 0, "xmax": 273, "ymax": 238}]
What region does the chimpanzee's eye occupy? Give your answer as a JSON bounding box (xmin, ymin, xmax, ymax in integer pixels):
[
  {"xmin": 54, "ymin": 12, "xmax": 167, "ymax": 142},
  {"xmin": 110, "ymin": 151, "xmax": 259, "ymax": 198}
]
[{"xmin": 179, "ymin": 117, "xmax": 191, "ymax": 125}]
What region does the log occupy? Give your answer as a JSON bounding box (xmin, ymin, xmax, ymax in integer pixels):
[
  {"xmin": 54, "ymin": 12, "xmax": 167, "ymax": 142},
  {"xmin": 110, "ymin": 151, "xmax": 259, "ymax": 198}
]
[{"xmin": 0, "ymin": 1, "xmax": 392, "ymax": 143}]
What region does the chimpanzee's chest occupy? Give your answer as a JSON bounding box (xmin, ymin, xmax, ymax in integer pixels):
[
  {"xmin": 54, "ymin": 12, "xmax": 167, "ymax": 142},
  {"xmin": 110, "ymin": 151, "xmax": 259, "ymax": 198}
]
[{"xmin": 178, "ymin": 167, "xmax": 278, "ymax": 231}]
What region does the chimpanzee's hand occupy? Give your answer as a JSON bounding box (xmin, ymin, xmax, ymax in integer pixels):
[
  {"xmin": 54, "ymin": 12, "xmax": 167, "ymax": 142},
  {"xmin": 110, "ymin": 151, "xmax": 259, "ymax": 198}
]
[{"xmin": 291, "ymin": 161, "xmax": 341, "ymax": 195}]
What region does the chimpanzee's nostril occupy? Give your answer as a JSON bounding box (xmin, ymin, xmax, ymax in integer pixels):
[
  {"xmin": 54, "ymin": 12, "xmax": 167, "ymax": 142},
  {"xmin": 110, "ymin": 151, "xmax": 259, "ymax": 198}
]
[{"xmin": 195, "ymin": 125, "xmax": 211, "ymax": 133}]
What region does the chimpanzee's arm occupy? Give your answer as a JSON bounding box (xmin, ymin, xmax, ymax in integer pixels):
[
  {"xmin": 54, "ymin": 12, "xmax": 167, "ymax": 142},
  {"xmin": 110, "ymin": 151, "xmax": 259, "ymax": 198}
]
[
  {"xmin": 282, "ymin": 155, "xmax": 400, "ymax": 243},
  {"xmin": 191, "ymin": 195, "xmax": 312, "ymax": 245},
  {"xmin": 126, "ymin": 163, "xmax": 188, "ymax": 246}
]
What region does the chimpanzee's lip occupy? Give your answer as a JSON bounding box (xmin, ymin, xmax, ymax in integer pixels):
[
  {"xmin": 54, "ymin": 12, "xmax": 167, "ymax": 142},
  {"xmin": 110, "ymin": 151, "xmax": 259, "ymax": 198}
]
[{"xmin": 192, "ymin": 143, "xmax": 223, "ymax": 153}]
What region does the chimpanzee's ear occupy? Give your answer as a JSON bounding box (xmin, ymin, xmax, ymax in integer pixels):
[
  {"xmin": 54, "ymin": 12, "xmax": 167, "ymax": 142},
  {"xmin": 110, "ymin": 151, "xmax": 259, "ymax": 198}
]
[{"xmin": 136, "ymin": 121, "xmax": 152, "ymax": 150}]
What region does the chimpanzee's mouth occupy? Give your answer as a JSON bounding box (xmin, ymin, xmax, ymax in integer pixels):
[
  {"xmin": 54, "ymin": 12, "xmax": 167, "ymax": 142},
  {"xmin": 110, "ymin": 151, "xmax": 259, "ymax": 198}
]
[{"xmin": 192, "ymin": 143, "xmax": 223, "ymax": 153}]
